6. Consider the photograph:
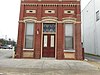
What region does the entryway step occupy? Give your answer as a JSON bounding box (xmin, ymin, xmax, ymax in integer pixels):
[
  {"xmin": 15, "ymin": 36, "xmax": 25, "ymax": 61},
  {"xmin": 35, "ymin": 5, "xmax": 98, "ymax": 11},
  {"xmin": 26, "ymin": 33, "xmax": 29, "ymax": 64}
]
[{"xmin": 41, "ymin": 57, "xmax": 56, "ymax": 60}]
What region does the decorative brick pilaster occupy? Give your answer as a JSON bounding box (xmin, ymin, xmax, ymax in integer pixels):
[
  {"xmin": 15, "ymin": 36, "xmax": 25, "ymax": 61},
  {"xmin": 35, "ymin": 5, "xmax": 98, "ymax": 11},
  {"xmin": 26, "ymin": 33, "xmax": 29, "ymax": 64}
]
[
  {"xmin": 34, "ymin": 23, "xmax": 42, "ymax": 59},
  {"xmin": 57, "ymin": 23, "xmax": 64, "ymax": 59}
]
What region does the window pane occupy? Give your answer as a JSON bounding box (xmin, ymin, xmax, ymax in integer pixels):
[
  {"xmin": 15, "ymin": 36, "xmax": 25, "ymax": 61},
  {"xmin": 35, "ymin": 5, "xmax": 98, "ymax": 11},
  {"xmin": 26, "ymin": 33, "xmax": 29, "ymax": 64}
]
[
  {"xmin": 26, "ymin": 22, "xmax": 34, "ymax": 35},
  {"xmin": 43, "ymin": 23, "xmax": 56, "ymax": 32},
  {"xmin": 44, "ymin": 35, "xmax": 48, "ymax": 47},
  {"xmin": 51, "ymin": 35, "xmax": 54, "ymax": 47},
  {"xmin": 65, "ymin": 36, "xmax": 73, "ymax": 49},
  {"xmin": 65, "ymin": 24, "xmax": 73, "ymax": 36},
  {"xmin": 25, "ymin": 36, "xmax": 33, "ymax": 49}
]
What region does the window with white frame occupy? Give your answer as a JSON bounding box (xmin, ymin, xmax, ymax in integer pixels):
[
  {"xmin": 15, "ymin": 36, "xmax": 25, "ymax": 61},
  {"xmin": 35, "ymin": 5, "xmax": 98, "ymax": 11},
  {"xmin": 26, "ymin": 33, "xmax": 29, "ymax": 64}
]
[
  {"xmin": 25, "ymin": 22, "xmax": 34, "ymax": 49},
  {"xmin": 65, "ymin": 24, "xmax": 73, "ymax": 49}
]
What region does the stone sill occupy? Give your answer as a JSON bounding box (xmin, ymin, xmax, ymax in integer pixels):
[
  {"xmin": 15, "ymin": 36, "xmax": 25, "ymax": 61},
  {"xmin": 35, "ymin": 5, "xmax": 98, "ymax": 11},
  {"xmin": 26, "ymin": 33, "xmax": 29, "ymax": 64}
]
[
  {"xmin": 23, "ymin": 49, "xmax": 34, "ymax": 51},
  {"xmin": 64, "ymin": 50, "xmax": 75, "ymax": 52}
]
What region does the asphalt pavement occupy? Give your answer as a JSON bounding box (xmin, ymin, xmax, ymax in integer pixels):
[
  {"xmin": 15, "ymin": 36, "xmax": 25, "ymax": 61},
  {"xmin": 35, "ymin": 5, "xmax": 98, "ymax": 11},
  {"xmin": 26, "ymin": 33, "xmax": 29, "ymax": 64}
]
[
  {"xmin": 85, "ymin": 54, "xmax": 100, "ymax": 62},
  {"xmin": 85, "ymin": 53, "xmax": 100, "ymax": 70}
]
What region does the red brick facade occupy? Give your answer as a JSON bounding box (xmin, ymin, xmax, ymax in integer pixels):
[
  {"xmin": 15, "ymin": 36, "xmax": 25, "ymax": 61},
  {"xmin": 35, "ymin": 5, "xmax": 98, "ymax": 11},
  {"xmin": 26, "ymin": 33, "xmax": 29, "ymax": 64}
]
[{"xmin": 15, "ymin": 0, "xmax": 84, "ymax": 60}]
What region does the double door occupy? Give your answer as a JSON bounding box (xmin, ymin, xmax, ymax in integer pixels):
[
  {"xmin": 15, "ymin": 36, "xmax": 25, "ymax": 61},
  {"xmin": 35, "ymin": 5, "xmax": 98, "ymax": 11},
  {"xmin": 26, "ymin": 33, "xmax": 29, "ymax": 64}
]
[{"xmin": 42, "ymin": 34, "xmax": 55, "ymax": 57}]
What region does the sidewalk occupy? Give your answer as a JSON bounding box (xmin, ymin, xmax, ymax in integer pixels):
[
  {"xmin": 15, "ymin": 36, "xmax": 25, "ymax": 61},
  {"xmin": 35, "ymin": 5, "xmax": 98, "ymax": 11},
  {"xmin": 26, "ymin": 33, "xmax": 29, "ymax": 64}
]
[
  {"xmin": 0, "ymin": 59, "xmax": 100, "ymax": 75},
  {"xmin": 0, "ymin": 49, "xmax": 100, "ymax": 75}
]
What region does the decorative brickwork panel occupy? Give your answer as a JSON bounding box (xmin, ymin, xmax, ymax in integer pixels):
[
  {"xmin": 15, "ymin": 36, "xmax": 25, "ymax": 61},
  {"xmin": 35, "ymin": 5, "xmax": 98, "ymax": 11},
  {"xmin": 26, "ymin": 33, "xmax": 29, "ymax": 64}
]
[
  {"xmin": 24, "ymin": 6, "xmax": 37, "ymax": 17},
  {"xmin": 23, "ymin": 52, "xmax": 34, "ymax": 58},
  {"xmin": 42, "ymin": 6, "xmax": 57, "ymax": 17},
  {"xmin": 64, "ymin": 52, "xmax": 75, "ymax": 59}
]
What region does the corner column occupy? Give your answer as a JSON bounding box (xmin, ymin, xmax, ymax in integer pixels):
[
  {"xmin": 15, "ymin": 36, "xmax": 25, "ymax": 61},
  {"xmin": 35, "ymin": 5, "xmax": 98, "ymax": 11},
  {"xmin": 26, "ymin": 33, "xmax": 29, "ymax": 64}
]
[
  {"xmin": 15, "ymin": 4, "xmax": 25, "ymax": 58},
  {"xmin": 75, "ymin": 3, "xmax": 84, "ymax": 60}
]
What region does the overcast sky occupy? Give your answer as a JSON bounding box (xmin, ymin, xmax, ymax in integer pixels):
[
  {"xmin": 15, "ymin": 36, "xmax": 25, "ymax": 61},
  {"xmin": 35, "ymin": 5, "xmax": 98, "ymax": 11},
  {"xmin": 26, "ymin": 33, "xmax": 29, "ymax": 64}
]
[{"xmin": 0, "ymin": 0, "xmax": 91, "ymax": 41}]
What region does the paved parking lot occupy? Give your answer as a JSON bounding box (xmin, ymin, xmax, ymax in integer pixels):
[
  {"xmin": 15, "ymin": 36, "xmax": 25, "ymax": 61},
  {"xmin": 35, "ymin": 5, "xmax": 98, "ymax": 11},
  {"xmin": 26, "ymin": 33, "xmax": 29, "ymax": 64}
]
[
  {"xmin": 0, "ymin": 49, "xmax": 100, "ymax": 75},
  {"xmin": 0, "ymin": 49, "xmax": 14, "ymax": 59}
]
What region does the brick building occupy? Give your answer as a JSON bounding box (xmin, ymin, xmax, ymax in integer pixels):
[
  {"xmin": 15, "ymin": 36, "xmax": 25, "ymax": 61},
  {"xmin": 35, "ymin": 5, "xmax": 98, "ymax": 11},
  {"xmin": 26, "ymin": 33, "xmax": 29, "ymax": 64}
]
[{"xmin": 15, "ymin": 0, "xmax": 84, "ymax": 60}]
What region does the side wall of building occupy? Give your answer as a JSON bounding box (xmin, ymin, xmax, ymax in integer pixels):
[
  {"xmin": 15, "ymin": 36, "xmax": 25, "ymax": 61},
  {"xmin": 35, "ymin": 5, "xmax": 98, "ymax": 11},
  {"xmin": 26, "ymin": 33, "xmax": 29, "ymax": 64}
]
[
  {"xmin": 95, "ymin": 0, "xmax": 100, "ymax": 55},
  {"xmin": 82, "ymin": 0, "xmax": 100, "ymax": 56},
  {"xmin": 82, "ymin": 0, "xmax": 95, "ymax": 54}
]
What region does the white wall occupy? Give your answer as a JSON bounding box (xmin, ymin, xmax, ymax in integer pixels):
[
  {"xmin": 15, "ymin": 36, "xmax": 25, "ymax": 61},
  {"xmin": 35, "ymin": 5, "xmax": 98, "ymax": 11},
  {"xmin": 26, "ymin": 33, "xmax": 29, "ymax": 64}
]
[
  {"xmin": 82, "ymin": 0, "xmax": 98, "ymax": 55},
  {"xmin": 82, "ymin": 0, "xmax": 100, "ymax": 55},
  {"xmin": 95, "ymin": 0, "xmax": 100, "ymax": 55}
]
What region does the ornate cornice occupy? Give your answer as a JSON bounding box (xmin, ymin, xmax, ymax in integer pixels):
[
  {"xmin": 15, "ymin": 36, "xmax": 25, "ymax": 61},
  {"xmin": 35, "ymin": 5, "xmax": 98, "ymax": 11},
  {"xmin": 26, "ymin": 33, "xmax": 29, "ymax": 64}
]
[{"xmin": 22, "ymin": 3, "xmax": 79, "ymax": 7}]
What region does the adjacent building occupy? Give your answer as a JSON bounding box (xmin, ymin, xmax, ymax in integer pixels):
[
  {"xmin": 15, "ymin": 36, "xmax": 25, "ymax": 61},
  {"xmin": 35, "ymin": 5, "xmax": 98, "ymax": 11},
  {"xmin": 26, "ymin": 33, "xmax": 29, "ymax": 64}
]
[
  {"xmin": 82, "ymin": 0, "xmax": 100, "ymax": 56},
  {"xmin": 15, "ymin": 0, "xmax": 83, "ymax": 60}
]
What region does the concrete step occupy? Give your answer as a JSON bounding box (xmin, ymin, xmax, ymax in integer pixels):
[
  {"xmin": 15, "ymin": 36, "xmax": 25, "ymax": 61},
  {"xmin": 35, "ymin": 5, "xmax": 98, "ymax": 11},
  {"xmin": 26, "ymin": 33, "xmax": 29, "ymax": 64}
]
[{"xmin": 41, "ymin": 57, "xmax": 56, "ymax": 60}]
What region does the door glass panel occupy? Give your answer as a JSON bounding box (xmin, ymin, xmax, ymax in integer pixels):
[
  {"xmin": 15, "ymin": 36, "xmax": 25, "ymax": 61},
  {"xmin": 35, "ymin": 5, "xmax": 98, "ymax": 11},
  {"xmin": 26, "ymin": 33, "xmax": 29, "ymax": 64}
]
[
  {"xmin": 51, "ymin": 35, "xmax": 54, "ymax": 47},
  {"xmin": 44, "ymin": 35, "xmax": 48, "ymax": 47}
]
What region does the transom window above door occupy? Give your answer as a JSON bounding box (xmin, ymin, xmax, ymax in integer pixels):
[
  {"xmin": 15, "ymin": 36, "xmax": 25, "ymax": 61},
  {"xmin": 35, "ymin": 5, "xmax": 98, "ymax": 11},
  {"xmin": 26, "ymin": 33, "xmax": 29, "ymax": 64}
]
[{"xmin": 43, "ymin": 23, "xmax": 56, "ymax": 32}]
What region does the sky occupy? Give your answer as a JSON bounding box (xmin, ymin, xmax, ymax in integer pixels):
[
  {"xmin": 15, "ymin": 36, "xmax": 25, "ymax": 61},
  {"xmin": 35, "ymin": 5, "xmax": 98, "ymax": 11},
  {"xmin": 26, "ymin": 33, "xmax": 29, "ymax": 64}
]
[{"xmin": 0, "ymin": 0, "xmax": 91, "ymax": 41}]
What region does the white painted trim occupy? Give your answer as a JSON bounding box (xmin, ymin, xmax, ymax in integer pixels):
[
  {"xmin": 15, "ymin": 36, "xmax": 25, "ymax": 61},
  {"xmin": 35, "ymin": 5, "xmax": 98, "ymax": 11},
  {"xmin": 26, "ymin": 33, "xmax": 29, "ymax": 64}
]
[
  {"xmin": 19, "ymin": 17, "xmax": 79, "ymax": 24},
  {"xmin": 41, "ymin": 23, "xmax": 43, "ymax": 58},
  {"xmin": 55, "ymin": 22, "xmax": 57, "ymax": 59},
  {"xmin": 19, "ymin": 20, "xmax": 80, "ymax": 24}
]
